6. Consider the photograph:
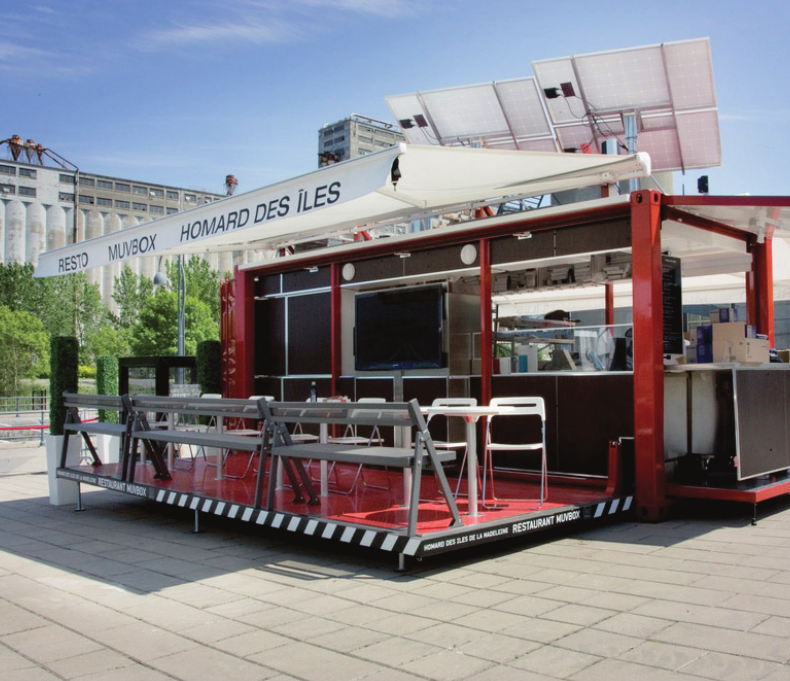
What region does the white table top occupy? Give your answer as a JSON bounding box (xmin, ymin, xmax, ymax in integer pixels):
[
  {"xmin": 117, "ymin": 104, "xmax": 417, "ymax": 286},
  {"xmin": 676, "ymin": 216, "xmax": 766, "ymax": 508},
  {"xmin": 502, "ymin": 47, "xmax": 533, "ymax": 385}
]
[{"xmin": 422, "ymin": 405, "xmax": 511, "ymax": 418}]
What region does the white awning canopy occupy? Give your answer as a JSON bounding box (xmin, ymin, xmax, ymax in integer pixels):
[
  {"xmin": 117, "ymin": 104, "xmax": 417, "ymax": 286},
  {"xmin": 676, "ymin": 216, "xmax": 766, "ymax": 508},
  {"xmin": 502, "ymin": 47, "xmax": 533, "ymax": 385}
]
[{"xmin": 35, "ymin": 144, "xmax": 651, "ymax": 277}]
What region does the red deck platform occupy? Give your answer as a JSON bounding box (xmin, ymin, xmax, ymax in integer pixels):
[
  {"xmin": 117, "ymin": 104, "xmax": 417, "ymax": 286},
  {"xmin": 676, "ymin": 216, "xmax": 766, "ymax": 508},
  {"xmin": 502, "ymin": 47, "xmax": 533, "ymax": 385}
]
[
  {"xmin": 57, "ymin": 451, "xmax": 633, "ymax": 564},
  {"xmin": 667, "ymin": 473, "xmax": 790, "ymax": 524}
]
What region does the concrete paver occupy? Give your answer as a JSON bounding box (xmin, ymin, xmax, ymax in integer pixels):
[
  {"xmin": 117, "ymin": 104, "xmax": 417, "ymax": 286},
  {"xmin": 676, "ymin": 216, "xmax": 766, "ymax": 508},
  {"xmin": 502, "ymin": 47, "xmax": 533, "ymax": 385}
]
[{"xmin": 2, "ymin": 443, "xmax": 790, "ymax": 680}]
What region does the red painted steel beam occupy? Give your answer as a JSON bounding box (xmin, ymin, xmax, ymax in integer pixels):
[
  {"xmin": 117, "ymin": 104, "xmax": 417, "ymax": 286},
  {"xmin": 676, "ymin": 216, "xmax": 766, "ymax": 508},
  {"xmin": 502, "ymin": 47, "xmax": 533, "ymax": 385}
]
[
  {"xmin": 664, "ymin": 195, "xmax": 790, "ymax": 208},
  {"xmin": 752, "ymin": 228, "xmax": 776, "ymax": 345},
  {"xmin": 662, "ymin": 206, "xmax": 753, "ymax": 244},
  {"xmin": 330, "ymin": 263, "xmax": 342, "ymax": 396},
  {"xmin": 479, "ymin": 238, "xmax": 492, "ymax": 406},
  {"xmin": 630, "ymin": 191, "xmax": 668, "ymax": 522},
  {"xmin": 232, "ymin": 266, "xmax": 256, "ymax": 400}
]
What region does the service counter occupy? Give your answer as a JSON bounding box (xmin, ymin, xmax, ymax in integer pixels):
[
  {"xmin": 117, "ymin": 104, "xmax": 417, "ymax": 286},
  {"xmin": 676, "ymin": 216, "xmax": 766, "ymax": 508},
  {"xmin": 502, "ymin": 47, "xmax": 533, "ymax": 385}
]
[{"xmin": 665, "ymin": 364, "xmax": 790, "ymax": 484}]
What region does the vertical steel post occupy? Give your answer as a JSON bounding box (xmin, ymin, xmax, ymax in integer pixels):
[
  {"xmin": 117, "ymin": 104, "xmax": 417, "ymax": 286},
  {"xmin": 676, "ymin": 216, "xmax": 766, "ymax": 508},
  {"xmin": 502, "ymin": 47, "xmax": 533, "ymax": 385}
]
[
  {"xmin": 177, "ymin": 255, "xmax": 186, "ymax": 357},
  {"xmin": 624, "ymin": 112, "xmax": 639, "ymax": 194},
  {"xmin": 604, "ymin": 282, "xmax": 615, "ymax": 327},
  {"xmin": 232, "ymin": 267, "xmax": 255, "ymax": 400},
  {"xmin": 752, "ymin": 228, "xmax": 775, "ymax": 346},
  {"xmin": 479, "ymin": 238, "xmax": 492, "ymax": 406},
  {"xmin": 630, "ymin": 190, "xmax": 667, "ymax": 522},
  {"xmin": 330, "ymin": 263, "xmax": 342, "ymax": 396}
]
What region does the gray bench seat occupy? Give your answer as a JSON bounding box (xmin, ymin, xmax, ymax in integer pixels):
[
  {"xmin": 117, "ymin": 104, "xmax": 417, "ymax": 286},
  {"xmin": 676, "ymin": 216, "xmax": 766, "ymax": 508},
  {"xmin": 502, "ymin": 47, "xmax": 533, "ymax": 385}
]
[
  {"xmin": 274, "ymin": 443, "xmax": 457, "ymax": 468},
  {"xmin": 65, "ymin": 421, "xmax": 128, "ymax": 437},
  {"xmin": 132, "ymin": 428, "xmax": 261, "ymax": 452}
]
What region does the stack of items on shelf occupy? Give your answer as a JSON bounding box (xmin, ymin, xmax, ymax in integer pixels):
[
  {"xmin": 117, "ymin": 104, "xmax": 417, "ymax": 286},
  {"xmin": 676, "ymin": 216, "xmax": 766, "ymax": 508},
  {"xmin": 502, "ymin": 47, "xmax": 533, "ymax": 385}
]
[{"xmin": 689, "ymin": 308, "xmax": 769, "ymax": 364}]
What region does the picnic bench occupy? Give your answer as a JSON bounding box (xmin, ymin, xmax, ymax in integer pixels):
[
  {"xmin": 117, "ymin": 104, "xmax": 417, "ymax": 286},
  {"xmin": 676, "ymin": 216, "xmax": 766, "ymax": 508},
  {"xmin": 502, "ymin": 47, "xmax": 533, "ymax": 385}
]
[
  {"xmin": 259, "ymin": 399, "xmax": 464, "ymax": 536},
  {"xmin": 61, "ymin": 392, "xmax": 134, "ymax": 471},
  {"xmin": 126, "ymin": 395, "xmax": 256, "ymax": 480}
]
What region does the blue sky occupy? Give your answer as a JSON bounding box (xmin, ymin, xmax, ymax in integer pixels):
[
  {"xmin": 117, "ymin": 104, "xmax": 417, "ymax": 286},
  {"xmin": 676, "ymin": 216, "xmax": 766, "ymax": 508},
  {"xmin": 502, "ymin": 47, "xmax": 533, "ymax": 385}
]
[{"xmin": 2, "ymin": 0, "xmax": 788, "ymax": 197}]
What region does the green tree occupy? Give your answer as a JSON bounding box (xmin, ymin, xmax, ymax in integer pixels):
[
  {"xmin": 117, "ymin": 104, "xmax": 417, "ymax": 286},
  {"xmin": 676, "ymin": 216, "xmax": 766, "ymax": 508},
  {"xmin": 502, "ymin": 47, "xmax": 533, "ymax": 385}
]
[
  {"xmin": 166, "ymin": 257, "xmax": 222, "ymax": 325},
  {"xmin": 0, "ymin": 263, "xmax": 111, "ymax": 341},
  {"xmin": 0, "ymin": 262, "xmax": 35, "ymax": 310},
  {"xmin": 56, "ymin": 274, "xmax": 112, "ymax": 363},
  {"xmin": 83, "ymin": 323, "xmax": 131, "ymax": 364},
  {"xmin": 129, "ymin": 290, "xmax": 217, "ymax": 356},
  {"xmin": 113, "ymin": 265, "xmax": 153, "ymax": 328},
  {"xmin": 0, "ymin": 306, "xmax": 50, "ymax": 396}
]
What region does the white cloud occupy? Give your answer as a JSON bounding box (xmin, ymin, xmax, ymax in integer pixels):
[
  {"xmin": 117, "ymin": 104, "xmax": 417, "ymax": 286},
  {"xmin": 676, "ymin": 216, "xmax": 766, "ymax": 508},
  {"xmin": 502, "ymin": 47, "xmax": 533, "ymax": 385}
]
[
  {"xmin": 137, "ymin": 0, "xmax": 428, "ymax": 50},
  {"xmin": 141, "ymin": 18, "xmax": 303, "ymax": 50},
  {"xmin": 719, "ymin": 110, "xmax": 790, "ymax": 123},
  {"xmin": 282, "ymin": 0, "xmax": 424, "ymax": 17},
  {"xmin": 0, "ymin": 40, "xmax": 92, "ymax": 77}
]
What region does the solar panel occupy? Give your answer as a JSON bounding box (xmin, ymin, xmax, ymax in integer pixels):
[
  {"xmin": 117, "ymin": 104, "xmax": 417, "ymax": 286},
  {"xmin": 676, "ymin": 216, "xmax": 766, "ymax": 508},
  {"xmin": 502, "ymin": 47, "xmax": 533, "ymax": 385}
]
[
  {"xmin": 386, "ymin": 77, "xmax": 558, "ymax": 151},
  {"xmin": 533, "ymin": 37, "xmax": 720, "ymax": 171},
  {"xmin": 386, "ymin": 37, "xmax": 720, "ymax": 173}
]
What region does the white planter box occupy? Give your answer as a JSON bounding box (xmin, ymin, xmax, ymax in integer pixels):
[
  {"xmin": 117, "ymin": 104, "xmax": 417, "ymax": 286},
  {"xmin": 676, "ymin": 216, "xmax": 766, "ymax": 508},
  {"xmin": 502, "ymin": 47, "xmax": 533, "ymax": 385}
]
[
  {"xmin": 46, "ymin": 434, "xmax": 81, "ymax": 506},
  {"xmin": 96, "ymin": 434, "xmax": 121, "ymax": 464}
]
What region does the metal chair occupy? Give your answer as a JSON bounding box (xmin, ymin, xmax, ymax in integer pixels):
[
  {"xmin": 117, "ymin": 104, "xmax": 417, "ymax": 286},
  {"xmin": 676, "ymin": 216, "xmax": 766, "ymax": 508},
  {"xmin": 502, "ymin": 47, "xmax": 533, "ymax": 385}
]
[
  {"xmin": 168, "ymin": 393, "xmax": 220, "ymax": 470},
  {"xmin": 289, "ymin": 399, "xmax": 321, "ymax": 444},
  {"xmin": 482, "ymin": 396, "xmax": 547, "ymax": 507},
  {"xmin": 223, "ymin": 395, "xmax": 273, "ymax": 480},
  {"xmin": 194, "ymin": 393, "xmax": 223, "ymax": 467},
  {"xmin": 326, "ymin": 397, "xmax": 387, "ymax": 494},
  {"xmin": 425, "ymin": 397, "xmax": 478, "ymax": 498}
]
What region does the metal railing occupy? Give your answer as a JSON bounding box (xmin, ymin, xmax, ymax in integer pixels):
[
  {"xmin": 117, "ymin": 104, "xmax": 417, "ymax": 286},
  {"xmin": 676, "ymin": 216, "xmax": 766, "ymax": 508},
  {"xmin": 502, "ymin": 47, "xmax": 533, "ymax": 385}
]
[
  {"xmin": 0, "ymin": 392, "xmax": 50, "ymax": 444},
  {"xmin": 0, "ymin": 392, "xmax": 49, "ymax": 415}
]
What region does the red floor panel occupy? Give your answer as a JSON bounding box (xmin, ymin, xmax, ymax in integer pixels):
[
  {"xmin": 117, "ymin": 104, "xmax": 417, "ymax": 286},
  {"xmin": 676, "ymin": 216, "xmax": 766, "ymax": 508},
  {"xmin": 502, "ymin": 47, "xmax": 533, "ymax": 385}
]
[{"xmin": 81, "ymin": 450, "xmax": 611, "ymax": 535}]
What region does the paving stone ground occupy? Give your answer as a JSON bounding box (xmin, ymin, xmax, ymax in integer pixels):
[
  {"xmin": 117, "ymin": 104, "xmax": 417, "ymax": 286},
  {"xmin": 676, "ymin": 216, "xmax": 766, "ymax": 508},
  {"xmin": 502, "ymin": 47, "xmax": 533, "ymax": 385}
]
[{"xmin": 2, "ymin": 441, "xmax": 790, "ymax": 680}]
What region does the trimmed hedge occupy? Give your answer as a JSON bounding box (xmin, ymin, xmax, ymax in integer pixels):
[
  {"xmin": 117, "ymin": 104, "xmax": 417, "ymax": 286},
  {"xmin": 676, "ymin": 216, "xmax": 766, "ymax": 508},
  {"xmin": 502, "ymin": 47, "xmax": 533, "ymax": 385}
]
[
  {"xmin": 197, "ymin": 340, "xmax": 222, "ymax": 396},
  {"xmin": 49, "ymin": 336, "xmax": 79, "ymax": 436},
  {"xmin": 96, "ymin": 356, "xmax": 119, "ymax": 423}
]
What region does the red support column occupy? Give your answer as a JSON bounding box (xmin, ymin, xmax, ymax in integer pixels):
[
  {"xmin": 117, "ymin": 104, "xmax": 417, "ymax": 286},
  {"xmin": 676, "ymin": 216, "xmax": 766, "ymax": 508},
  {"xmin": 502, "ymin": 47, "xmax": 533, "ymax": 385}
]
[
  {"xmin": 745, "ymin": 268, "xmax": 756, "ymax": 329},
  {"xmin": 231, "ymin": 266, "xmax": 255, "ymax": 400},
  {"xmin": 752, "ymin": 231, "xmax": 775, "ymax": 346},
  {"xmin": 330, "ymin": 263, "xmax": 342, "ymax": 396},
  {"xmin": 479, "ymin": 238, "xmax": 492, "ymax": 406},
  {"xmin": 220, "ymin": 277, "xmax": 235, "ymax": 397},
  {"xmin": 630, "ymin": 191, "xmax": 668, "ymax": 522}
]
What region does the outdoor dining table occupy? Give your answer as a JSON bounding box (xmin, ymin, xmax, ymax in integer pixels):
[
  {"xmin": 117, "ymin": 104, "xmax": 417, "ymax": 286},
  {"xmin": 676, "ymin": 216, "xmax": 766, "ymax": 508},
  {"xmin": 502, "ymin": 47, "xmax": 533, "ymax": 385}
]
[{"xmin": 422, "ymin": 404, "xmax": 510, "ymax": 517}]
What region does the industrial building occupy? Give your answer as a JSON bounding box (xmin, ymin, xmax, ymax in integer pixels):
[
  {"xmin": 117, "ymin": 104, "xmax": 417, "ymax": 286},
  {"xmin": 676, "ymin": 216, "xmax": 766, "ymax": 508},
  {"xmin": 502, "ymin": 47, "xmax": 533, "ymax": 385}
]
[{"xmin": 0, "ymin": 148, "xmax": 228, "ymax": 308}]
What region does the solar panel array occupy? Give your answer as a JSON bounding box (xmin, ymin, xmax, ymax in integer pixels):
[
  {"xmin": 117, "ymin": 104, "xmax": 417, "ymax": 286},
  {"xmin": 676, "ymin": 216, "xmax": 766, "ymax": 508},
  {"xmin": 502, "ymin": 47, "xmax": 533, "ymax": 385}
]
[
  {"xmin": 387, "ymin": 78, "xmax": 559, "ymax": 152},
  {"xmin": 386, "ymin": 38, "xmax": 720, "ymax": 172}
]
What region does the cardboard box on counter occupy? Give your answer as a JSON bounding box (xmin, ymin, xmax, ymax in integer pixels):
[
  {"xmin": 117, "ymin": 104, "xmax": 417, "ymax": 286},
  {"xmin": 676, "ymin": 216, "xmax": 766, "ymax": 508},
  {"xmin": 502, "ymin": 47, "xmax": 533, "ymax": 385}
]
[
  {"xmin": 713, "ymin": 338, "xmax": 770, "ymax": 364},
  {"xmin": 709, "ymin": 307, "xmax": 738, "ymax": 323}
]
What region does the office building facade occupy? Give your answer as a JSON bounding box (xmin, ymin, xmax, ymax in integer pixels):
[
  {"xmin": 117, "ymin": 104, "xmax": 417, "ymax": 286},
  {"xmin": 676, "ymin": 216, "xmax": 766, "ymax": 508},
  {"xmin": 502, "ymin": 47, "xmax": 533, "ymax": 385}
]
[{"xmin": 318, "ymin": 114, "xmax": 404, "ymax": 166}]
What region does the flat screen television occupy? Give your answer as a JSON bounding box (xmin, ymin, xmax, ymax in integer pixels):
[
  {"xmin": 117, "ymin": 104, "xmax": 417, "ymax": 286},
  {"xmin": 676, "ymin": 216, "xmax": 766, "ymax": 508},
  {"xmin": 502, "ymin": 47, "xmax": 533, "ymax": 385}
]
[{"xmin": 354, "ymin": 285, "xmax": 445, "ymax": 371}]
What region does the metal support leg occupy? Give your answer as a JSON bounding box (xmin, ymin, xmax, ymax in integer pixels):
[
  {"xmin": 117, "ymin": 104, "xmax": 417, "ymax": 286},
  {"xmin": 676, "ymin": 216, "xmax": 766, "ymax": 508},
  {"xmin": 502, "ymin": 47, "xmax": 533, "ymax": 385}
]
[
  {"xmin": 397, "ymin": 553, "xmax": 406, "ymax": 572},
  {"xmin": 194, "ymin": 508, "xmax": 201, "ymax": 533},
  {"xmin": 75, "ymin": 483, "xmax": 84, "ymax": 512}
]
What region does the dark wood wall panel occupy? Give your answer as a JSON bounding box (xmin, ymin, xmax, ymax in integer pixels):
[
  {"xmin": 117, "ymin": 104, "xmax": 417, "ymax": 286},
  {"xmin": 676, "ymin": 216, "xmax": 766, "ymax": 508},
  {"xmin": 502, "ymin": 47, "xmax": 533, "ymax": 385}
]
[
  {"xmin": 282, "ymin": 267, "xmax": 330, "ymax": 292},
  {"xmin": 404, "ymin": 244, "xmax": 467, "ymax": 276},
  {"xmin": 491, "ymin": 375, "xmax": 559, "ymax": 470},
  {"xmin": 490, "ymin": 229, "xmax": 553, "ymax": 265},
  {"xmin": 556, "ymin": 374, "xmax": 633, "ymax": 476},
  {"xmin": 255, "ymin": 298, "xmax": 286, "ymax": 376},
  {"xmin": 256, "ymin": 274, "xmax": 281, "ymax": 297},
  {"xmin": 287, "ymin": 293, "xmax": 331, "ymax": 375},
  {"xmin": 350, "ymin": 256, "xmax": 404, "ymax": 283},
  {"xmin": 555, "ymin": 219, "xmax": 630, "ymax": 256}
]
